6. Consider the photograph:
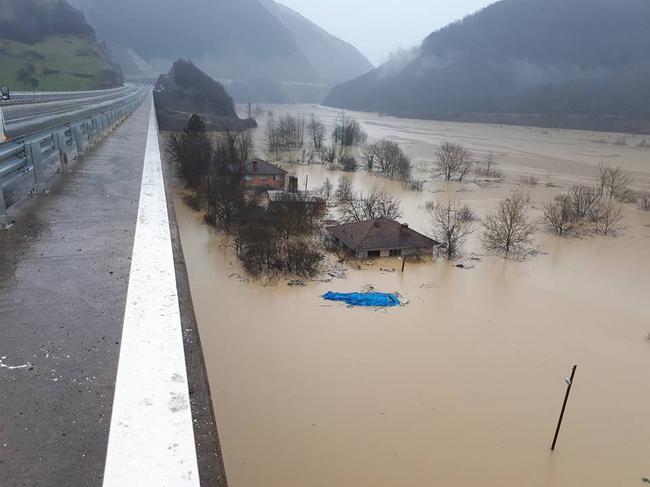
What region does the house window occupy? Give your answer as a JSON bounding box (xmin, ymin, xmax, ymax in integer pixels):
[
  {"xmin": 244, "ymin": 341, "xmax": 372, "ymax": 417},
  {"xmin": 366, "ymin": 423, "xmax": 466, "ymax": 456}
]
[
  {"xmin": 272, "ymin": 175, "xmax": 278, "ymax": 181},
  {"xmin": 390, "ymin": 249, "xmax": 402, "ymax": 257},
  {"xmin": 260, "ymin": 176, "xmax": 268, "ymax": 181},
  {"xmin": 244, "ymin": 175, "xmax": 252, "ymax": 181},
  {"xmin": 367, "ymin": 250, "xmax": 381, "ymax": 258}
]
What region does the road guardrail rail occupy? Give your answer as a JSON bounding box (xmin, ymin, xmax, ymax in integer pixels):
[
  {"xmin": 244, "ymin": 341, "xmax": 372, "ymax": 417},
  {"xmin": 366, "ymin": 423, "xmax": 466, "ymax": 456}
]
[{"xmin": 0, "ymin": 87, "xmax": 148, "ymax": 228}]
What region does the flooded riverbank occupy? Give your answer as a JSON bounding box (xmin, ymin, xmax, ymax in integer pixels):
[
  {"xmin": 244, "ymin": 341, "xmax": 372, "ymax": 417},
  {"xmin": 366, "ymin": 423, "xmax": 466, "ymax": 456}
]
[{"xmin": 173, "ymin": 106, "xmax": 650, "ymax": 487}]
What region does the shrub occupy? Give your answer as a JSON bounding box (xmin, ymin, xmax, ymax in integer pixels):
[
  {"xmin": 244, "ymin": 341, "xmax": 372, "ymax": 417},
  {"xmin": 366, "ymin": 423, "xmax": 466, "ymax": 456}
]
[
  {"xmin": 520, "ymin": 175, "xmax": 539, "ymax": 186},
  {"xmin": 183, "ymin": 194, "xmax": 201, "ymax": 211}
]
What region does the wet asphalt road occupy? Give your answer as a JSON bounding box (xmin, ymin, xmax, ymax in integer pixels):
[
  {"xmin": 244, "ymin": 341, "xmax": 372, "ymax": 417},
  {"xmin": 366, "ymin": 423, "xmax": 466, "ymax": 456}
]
[
  {"xmin": 0, "ymin": 95, "xmax": 226, "ymax": 486},
  {"xmin": 0, "ymin": 99, "xmax": 149, "ymax": 486}
]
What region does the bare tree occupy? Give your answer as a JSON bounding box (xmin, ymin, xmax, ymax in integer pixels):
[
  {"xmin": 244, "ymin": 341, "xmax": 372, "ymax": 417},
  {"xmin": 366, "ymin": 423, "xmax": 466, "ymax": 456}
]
[
  {"xmin": 639, "ymin": 193, "xmax": 650, "ymax": 211},
  {"xmin": 430, "ymin": 201, "xmax": 475, "ymax": 259},
  {"xmin": 222, "ymin": 129, "xmax": 254, "ymax": 164},
  {"xmin": 361, "ymin": 143, "xmax": 379, "ymax": 171},
  {"xmin": 435, "ymin": 142, "xmax": 473, "ymax": 181},
  {"xmin": 319, "ymin": 178, "xmax": 333, "ymax": 199},
  {"xmin": 306, "ymin": 114, "xmax": 326, "ymax": 151},
  {"xmin": 596, "ymin": 164, "xmax": 632, "ymax": 200},
  {"xmin": 335, "ymin": 177, "xmax": 354, "ymax": 202},
  {"xmin": 482, "ymin": 191, "xmax": 536, "ymax": 256},
  {"xmin": 339, "ymin": 186, "xmax": 402, "ymax": 223},
  {"xmin": 265, "ymin": 113, "xmax": 305, "ymax": 157},
  {"xmin": 333, "ymin": 115, "xmax": 367, "ymax": 147},
  {"xmin": 542, "ymin": 195, "xmax": 576, "ymax": 236},
  {"xmin": 363, "ymin": 139, "xmax": 412, "ymax": 182},
  {"xmin": 592, "ymin": 200, "xmax": 624, "ymax": 235},
  {"xmin": 318, "ymin": 142, "xmax": 343, "ymax": 165},
  {"xmin": 568, "ymin": 184, "xmax": 601, "ymax": 219}
]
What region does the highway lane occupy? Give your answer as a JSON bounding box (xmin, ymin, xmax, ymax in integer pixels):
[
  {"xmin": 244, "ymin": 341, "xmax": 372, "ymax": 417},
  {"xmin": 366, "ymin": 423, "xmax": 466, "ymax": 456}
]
[
  {"xmin": 1, "ymin": 84, "xmax": 148, "ymax": 140},
  {"xmin": 0, "ymin": 85, "xmax": 132, "ymax": 107}
]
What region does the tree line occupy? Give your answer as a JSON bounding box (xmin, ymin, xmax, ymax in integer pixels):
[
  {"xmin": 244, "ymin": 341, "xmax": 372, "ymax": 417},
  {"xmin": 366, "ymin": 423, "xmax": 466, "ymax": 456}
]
[{"xmin": 168, "ymin": 114, "xmax": 324, "ymax": 277}]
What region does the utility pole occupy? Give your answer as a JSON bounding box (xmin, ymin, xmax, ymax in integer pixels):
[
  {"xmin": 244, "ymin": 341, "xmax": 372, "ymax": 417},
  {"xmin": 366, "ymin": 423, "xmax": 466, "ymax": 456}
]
[{"xmin": 551, "ymin": 365, "xmax": 578, "ymax": 451}]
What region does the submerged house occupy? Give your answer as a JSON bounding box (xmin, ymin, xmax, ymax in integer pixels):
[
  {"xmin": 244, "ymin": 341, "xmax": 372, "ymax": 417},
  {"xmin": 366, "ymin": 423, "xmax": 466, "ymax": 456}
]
[
  {"xmin": 240, "ymin": 159, "xmax": 286, "ymax": 190},
  {"xmin": 327, "ymin": 218, "xmax": 439, "ymax": 258},
  {"xmin": 265, "ymin": 176, "xmax": 326, "ymax": 212}
]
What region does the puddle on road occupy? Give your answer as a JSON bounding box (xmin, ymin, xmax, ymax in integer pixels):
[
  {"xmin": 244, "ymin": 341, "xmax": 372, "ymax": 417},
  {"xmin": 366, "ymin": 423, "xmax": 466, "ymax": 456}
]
[{"xmin": 173, "ymin": 107, "xmax": 650, "ymax": 487}]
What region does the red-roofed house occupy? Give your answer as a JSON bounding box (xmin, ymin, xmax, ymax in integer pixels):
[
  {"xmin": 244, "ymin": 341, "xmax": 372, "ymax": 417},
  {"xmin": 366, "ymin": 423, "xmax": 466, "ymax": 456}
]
[
  {"xmin": 241, "ymin": 159, "xmax": 287, "ymax": 190},
  {"xmin": 326, "ymin": 219, "xmax": 440, "ymax": 258}
]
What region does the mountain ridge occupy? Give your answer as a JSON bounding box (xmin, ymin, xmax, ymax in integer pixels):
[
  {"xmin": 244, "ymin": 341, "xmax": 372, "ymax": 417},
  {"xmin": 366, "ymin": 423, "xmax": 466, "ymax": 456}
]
[
  {"xmin": 324, "ymin": 0, "xmax": 650, "ymax": 133},
  {"xmin": 68, "ymin": 0, "xmax": 371, "ymax": 91}
]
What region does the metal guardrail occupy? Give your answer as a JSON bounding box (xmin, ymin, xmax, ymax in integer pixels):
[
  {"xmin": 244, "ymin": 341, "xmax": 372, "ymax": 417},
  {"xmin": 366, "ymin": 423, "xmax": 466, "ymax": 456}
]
[
  {"xmin": 0, "ymin": 86, "xmax": 131, "ymax": 107},
  {"xmin": 0, "ymin": 90, "xmax": 147, "ymax": 228}
]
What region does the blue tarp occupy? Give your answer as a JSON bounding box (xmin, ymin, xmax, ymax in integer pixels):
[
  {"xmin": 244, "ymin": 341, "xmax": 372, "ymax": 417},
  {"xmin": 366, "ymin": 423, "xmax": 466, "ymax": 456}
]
[{"xmin": 322, "ymin": 292, "xmax": 401, "ymax": 307}]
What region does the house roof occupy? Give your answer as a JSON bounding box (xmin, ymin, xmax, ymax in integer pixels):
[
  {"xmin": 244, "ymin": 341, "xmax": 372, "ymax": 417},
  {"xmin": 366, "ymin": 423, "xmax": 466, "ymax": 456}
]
[
  {"xmin": 242, "ymin": 158, "xmax": 287, "ymax": 176},
  {"xmin": 267, "ymin": 190, "xmax": 325, "ymax": 204},
  {"xmin": 326, "ymin": 219, "xmax": 439, "ymax": 252}
]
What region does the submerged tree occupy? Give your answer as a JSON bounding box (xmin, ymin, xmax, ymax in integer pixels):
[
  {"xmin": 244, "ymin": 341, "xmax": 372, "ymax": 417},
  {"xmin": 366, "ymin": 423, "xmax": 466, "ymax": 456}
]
[
  {"xmin": 482, "ymin": 191, "xmax": 536, "ymax": 256},
  {"xmin": 362, "ymin": 139, "xmax": 412, "ymax": 182},
  {"xmin": 333, "ymin": 115, "xmax": 367, "ymax": 147},
  {"xmin": 265, "ymin": 113, "xmax": 305, "ymax": 157},
  {"xmin": 435, "ymin": 142, "xmax": 473, "ymax": 182},
  {"xmin": 542, "ymin": 195, "xmax": 576, "ymax": 236},
  {"xmin": 596, "ymin": 164, "xmax": 632, "ymax": 201},
  {"xmin": 306, "ymin": 114, "xmax": 326, "ymax": 151},
  {"xmin": 338, "ymin": 186, "xmax": 403, "ymax": 223},
  {"xmin": 430, "ymin": 200, "xmax": 475, "ymax": 259}
]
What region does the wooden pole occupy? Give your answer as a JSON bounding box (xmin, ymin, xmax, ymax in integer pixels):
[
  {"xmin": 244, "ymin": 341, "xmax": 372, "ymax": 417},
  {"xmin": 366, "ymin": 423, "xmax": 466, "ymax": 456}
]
[
  {"xmin": 551, "ymin": 364, "xmax": 577, "ymax": 451},
  {"xmin": 401, "ymin": 257, "xmax": 406, "ymax": 272}
]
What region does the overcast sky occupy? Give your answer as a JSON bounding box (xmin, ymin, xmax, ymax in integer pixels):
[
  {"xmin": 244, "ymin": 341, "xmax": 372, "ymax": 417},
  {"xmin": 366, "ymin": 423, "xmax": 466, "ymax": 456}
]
[{"xmin": 279, "ymin": 0, "xmax": 495, "ymax": 65}]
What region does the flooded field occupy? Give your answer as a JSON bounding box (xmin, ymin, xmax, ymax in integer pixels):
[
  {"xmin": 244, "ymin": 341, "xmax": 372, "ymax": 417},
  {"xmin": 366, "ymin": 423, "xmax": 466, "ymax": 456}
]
[{"xmin": 172, "ymin": 105, "xmax": 650, "ymax": 487}]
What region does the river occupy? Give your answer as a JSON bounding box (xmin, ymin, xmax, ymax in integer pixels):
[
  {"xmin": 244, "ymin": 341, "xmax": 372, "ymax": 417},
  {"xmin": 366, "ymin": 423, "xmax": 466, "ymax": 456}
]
[{"xmin": 172, "ymin": 104, "xmax": 650, "ymax": 487}]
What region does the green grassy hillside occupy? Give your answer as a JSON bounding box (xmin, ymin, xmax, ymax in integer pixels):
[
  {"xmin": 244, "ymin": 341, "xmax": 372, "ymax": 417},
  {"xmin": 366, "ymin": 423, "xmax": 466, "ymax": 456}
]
[{"xmin": 0, "ymin": 36, "xmax": 121, "ymax": 91}]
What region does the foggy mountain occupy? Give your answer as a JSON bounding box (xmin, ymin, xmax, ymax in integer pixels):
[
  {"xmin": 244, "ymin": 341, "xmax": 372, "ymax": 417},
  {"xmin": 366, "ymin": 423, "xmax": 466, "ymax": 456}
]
[
  {"xmin": 0, "ymin": 0, "xmax": 123, "ymax": 90},
  {"xmin": 68, "ymin": 0, "xmax": 372, "ymax": 92},
  {"xmin": 324, "ymin": 0, "xmax": 650, "ymax": 132},
  {"xmin": 258, "ymin": 0, "xmax": 373, "ymax": 84},
  {"xmin": 154, "ymin": 59, "xmax": 256, "ymax": 131}
]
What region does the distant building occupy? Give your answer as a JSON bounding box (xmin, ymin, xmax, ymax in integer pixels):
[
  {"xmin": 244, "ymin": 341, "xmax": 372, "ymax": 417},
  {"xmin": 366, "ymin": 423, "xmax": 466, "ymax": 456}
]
[
  {"xmin": 327, "ymin": 218, "xmax": 439, "ymax": 258},
  {"xmin": 240, "ymin": 159, "xmax": 286, "ymax": 190}
]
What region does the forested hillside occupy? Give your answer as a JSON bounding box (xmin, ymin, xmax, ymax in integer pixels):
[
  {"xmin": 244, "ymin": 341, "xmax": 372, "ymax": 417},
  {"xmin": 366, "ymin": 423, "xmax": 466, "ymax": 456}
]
[
  {"xmin": 324, "ymin": 0, "xmax": 650, "ymax": 132},
  {"xmin": 0, "ymin": 0, "xmax": 123, "ymax": 90}
]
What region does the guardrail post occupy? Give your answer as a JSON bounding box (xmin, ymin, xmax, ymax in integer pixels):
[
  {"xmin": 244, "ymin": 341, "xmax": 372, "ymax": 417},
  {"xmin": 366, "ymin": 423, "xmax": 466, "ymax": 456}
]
[
  {"xmin": 55, "ymin": 129, "xmax": 68, "ymax": 167},
  {"xmin": 0, "ymin": 107, "xmax": 7, "ymax": 143},
  {"xmin": 73, "ymin": 123, "xmax": 84, "ymax": 157},
  {"xmin": 28, "ymin": 140, "xmax": 47, "ymax": 194},
  {"xmin": 0, "ymin": 182, "xmax": 9, "ymax": 228}
]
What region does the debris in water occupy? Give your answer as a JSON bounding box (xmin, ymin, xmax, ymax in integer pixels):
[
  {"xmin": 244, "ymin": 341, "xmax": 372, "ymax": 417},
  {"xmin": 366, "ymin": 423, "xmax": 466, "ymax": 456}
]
[
  {"xmin": 228, "ymin": 273, "xmax": 249, "ymax": 283},
  {"xmin": 287, "ymin": 279, "xmax": 306, "ymax": 287},
  {"xmin": 322, "ymin": 292, "xmax": 403, "ymax": 307}
]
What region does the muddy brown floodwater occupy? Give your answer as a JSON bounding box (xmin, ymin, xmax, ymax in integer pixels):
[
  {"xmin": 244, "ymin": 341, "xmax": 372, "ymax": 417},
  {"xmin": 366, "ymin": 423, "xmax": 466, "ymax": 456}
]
[{"xmin": 173, "ymin": 104, "xmax": 650, "ymax": 487}]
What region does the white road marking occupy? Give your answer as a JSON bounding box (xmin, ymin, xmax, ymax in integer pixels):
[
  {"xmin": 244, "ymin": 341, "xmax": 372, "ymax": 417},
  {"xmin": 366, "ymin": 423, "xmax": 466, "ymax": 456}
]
[{"xmin": 103, "ymin": 98, "xmax": 199, "ymax": 486}]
